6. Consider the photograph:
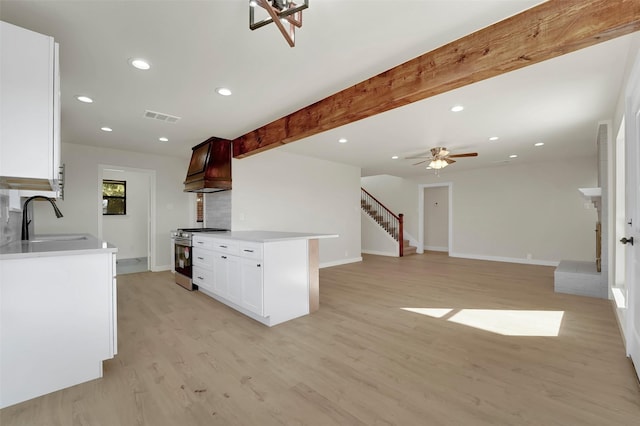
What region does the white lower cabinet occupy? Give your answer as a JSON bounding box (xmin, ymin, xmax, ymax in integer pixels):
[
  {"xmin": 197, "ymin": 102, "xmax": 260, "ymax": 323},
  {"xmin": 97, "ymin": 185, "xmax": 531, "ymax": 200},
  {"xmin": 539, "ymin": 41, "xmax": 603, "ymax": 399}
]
[
  {"xmin": 193, "ymin": 243, "xmax": 214, "ymax": 292},
  {"xmin": 240, "ymin": 257, "xmax": 263, "ymax": 315},
  {"xmin": 192, "ymin": 234, "xmax": 311, "ymax": 327},
  {"xmin": 192, "ymin": 266, "xmax": 214, "ymax": 292},
  {"xmin": 0, "ymin": 250, "xmax": 117, "ymax": 408},
  {"xmin": 212, "ymin": 253, "xmax": 230, "ymax": 297}
]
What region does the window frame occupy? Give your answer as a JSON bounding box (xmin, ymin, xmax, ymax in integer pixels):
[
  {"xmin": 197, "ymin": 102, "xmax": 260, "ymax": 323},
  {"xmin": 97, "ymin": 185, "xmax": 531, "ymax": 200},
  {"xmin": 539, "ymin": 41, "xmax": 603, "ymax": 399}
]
[{"xmin": 102, "ymin": 179, "xmax": 127, "ymax": 216}]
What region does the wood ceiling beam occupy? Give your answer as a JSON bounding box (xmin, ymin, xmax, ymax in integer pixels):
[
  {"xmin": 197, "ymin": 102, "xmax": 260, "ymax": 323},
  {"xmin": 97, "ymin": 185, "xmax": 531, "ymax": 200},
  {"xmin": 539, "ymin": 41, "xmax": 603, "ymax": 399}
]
[{"xmin": 233, "ymin": 0, "xmax": 640, "ymax": 158}]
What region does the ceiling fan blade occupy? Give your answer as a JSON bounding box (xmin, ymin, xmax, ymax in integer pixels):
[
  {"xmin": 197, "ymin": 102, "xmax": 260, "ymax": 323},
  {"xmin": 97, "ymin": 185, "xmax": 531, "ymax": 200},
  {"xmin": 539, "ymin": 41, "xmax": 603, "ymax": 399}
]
[
  {"xmin": 412, "ymin": 160, "xmax": 428, "ymax": 166},
  {"xmin": 445, "ymin": 158, "xmax": 456, "ymax": 164},
  {"xmin": 405, "ymin": 155, "xmax": 430, "ymax": 159},
  {"xmin": 448, "ymin": 152, "xmax": 478, "ymax": 158}
]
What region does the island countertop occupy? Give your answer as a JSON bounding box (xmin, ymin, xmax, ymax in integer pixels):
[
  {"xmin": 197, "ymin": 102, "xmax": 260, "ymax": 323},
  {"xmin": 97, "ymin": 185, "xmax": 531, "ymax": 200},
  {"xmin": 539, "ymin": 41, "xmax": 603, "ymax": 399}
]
[
  {"xmin": 0, "ymin": 234, "xmax": 117, "ymax": 260},
  {"xmin": 198, "ymin": 230, "xmax": 338, "ymax": 243}
]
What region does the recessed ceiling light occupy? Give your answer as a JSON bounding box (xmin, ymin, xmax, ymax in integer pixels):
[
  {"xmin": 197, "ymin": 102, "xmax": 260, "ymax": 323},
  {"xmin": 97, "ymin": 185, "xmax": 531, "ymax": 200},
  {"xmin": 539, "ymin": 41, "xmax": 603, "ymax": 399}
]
[
  {"xmin": 489, "ymin": 136, "xmax": 499, "ymax": 141},
  {"xmin": 338, "ymin": 138, "xmax": 348, "ymax": 144},
  {"xmin": 101, "ymin": 127, "xmax": 113, "ymax": 132},
  {"xmin": 76, "ymin": 95, "xmax": 93, "ymax": 103},
  {"xmin": 391, "ymin": 155, "xmax": 399, "ymax": 159},
  {"xmin": 451, "ymin": 105, "xmax": 464, "ymax": 112},
  {"xmin": 158, "ymin": 137, "xmax": 169, "ymax": 142},
  {"xmin": 216, "ymin": 87, "xmax": 232, "ymax": 96},
  {"xmin": 129, "ymin": 58, "xmax": 150, "ymax": 70},
  {"xmin": 509, "ymin": 154, "xmax": 518, "ymax": 158},
  {"xmin": 534, "ymin": 142, "xmax": 545, "ymax": 147}
]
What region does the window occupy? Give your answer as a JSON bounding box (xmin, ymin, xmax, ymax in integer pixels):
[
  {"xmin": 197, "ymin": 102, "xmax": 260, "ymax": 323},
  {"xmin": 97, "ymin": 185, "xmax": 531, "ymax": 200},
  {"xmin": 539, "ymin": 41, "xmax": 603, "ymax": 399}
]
[{"xmin": 103, "ymin": 179, "xmax": 126, "ymax": 215}]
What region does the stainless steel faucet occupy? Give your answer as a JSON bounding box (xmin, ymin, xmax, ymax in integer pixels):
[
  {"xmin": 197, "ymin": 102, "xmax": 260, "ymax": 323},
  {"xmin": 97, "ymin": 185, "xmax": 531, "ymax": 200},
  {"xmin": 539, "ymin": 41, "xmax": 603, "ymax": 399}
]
[{"xmin": 21, "ymin": 196, "xmax": 64, "ymax": 240}]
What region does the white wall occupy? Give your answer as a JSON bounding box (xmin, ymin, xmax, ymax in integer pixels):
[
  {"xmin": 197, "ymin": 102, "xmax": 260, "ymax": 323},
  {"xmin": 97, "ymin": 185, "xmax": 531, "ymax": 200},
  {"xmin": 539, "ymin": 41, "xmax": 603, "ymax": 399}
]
[
  {"xmin": 424, "ymin": 186, "xmax": 449, "ymax": 251},
  {"xmin": 102, "ymin": 169, "xmax": 149, "ymax": 260},
  {"xmin": 231, "ymin": 149, "xmax": 361, "ymax": 267},
  {"xmin": 363, "ymin": 156, "xmax": 598, "ymax": 264},
  {"xmin": 34, "ymin": 143, "xmax": 194, "ymax": 270}
]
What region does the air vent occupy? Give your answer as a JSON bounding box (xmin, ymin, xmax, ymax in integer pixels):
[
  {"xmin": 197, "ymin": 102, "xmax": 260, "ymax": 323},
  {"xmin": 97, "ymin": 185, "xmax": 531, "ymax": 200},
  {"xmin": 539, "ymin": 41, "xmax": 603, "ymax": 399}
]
[{"xmin": 144, "ymin": 110, "xmax": 181, "ymax": 123}]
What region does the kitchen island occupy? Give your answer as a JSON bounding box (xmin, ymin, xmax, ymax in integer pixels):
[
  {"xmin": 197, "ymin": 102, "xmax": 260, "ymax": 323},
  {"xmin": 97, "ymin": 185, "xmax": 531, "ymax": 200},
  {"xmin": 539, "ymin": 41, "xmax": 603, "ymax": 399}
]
[
  {"xmin": 192, "ymin": 231, "xmax": 337, "ymax": 326},
  {"xmin": 0, "ymin": 234, "xmax": 118, "ymax": 408}
]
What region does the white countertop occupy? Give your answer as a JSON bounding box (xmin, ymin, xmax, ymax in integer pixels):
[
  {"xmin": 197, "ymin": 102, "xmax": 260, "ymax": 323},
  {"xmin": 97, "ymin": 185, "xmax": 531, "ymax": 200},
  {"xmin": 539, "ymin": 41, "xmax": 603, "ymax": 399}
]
[
  {"xmin": 197, "ymin": 230, "xmax": 338, "ymax": 243},
  {"xmin": 0, "ymin": 234, "xmax": 117, "ymax": 260}
]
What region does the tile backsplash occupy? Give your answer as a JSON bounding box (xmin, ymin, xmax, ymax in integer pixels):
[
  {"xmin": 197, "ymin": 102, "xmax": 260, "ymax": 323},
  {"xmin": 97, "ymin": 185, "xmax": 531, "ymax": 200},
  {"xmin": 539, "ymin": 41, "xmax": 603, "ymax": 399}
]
[
  {"xmin": 205, "ymin": 190, "xmax": 231, "ymax": 229},
  {"xmin": 0, "ymin": 190, "xmax": 22, "ymax": 247}
]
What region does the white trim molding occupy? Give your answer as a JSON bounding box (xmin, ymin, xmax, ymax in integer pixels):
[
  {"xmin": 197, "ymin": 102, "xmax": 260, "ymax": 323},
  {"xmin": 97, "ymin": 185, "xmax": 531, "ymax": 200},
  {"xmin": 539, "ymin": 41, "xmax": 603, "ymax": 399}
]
[
  {"xmin": 449, "ymin": 251, "xmax": 559, "ymax": 267},
  {"xmin": 418, "ymin": 182, "xmax": 453, "ymax": 255}
]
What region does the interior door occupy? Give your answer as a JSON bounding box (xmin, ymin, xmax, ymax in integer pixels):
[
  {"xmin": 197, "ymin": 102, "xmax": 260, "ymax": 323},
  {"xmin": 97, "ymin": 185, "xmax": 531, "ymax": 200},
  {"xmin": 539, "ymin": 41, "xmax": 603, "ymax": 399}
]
[{"xmin": 623, "ymin": 50, "xmax": 640, "ymax": 382}]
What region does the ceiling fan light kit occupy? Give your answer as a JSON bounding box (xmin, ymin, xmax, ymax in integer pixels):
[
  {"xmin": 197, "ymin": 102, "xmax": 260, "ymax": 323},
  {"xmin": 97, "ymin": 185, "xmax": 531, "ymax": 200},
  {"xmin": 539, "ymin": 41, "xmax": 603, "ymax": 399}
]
[
  {"xmin": 406, "ymin": 146, "xmax": 478, "ymax": 172},
  {"xmin": 249, "ymin": 0, "xmax": 309, "ymax": 47}
]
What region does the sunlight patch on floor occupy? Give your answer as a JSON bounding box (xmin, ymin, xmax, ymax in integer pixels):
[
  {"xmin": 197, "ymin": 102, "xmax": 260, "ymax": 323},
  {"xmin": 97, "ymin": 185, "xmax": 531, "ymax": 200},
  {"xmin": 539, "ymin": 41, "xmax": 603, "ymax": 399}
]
[
  {"xmin": 400, "ymin": 307, "xmax": 453, "ymax": 318},
  {"xmin": 402, "ymin": 308, "xmax": 564, "ymax": 336}
]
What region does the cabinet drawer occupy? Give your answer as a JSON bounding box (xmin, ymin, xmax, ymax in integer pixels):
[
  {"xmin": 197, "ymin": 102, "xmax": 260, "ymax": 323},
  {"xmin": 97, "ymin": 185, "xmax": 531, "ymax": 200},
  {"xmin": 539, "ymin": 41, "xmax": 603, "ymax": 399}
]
[
  {"xmin": 192, "ymin": 266, "xmax": 214, "ymax": 291},
  {"xmin": 193, "ymin": 248, "xmax": 214, "ymax": 269},
  {"xmin": 193, "ymin": 235, "xmax": 214, "ymax": 249},
  {"xmin": 211, "ymin": 239, "xmax": 239, "ymax": 255},
  {"xmin": 239, "ymin": 242, "xmax": 263, "ymax": 260}
]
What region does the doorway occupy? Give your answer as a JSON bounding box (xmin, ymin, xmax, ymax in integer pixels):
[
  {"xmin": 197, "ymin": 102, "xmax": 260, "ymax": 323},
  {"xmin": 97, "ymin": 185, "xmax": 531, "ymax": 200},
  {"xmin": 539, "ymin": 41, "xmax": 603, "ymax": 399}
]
[
  {"xmin": 613, "ymin": 119, "xmax": 627, "ymax": 312},
  {"xmin": 622, "ymin": 50, "xmax": 640, "ymax": 382},
  {"xmin": 418, "ymin": 183, "xmax": 452, "ymax": 254},
  {"xmin": 98, "ymin": 165, "xmax": 156, "ymax": 275}
]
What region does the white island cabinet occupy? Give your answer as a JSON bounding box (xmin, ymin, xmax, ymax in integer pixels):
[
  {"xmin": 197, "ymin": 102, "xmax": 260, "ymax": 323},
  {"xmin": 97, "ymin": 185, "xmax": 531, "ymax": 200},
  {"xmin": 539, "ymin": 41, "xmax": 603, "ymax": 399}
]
[
  {"xmin": 0, "ymin": 235, "xmax": 117, "ymax": 409},
  {"xmin": 193, "ymin": 231, "xmax": 337, "ymax": 326}
]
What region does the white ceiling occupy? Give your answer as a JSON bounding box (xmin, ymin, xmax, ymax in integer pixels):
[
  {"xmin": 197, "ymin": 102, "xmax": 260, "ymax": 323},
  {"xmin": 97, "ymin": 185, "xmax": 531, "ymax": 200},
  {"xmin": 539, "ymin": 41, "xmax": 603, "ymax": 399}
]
[{"xmin": 1, "ymin": 0, "xmax": 638, "ymax": 177}]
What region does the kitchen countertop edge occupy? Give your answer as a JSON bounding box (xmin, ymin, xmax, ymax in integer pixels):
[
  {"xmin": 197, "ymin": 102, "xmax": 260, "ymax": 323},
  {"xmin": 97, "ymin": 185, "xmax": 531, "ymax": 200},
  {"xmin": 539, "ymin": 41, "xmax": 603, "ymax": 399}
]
[
  {"xmin": 0, "ymin": 234, "xmax": 118, "ymax": 260},
  {"xmin": 195, "ymin": 230, "xmax": 339, "ymax": 243}
]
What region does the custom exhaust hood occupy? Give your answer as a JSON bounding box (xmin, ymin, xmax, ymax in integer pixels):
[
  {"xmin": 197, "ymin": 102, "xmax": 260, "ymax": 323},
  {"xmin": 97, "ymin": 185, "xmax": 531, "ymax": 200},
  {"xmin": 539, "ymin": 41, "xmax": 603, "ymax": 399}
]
[{"xmin": 183, "ymin": 137, "xmax": 232, "ymax": 193}]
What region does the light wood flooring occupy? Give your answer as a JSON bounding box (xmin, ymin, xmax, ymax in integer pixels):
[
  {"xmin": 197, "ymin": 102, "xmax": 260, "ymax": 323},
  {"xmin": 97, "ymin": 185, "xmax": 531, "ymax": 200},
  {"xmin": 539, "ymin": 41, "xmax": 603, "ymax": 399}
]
[{"xmin": 2, "ymin": 252, "xmax": 640, "ymax": 425}]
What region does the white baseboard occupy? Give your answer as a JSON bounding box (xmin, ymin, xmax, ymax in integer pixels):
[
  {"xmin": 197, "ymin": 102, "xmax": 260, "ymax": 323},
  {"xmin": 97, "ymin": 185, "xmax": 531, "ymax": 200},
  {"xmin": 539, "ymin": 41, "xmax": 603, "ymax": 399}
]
[
  {"xmin": 151, "ymin": 264, "xmax": 171, "ymax": 272},
  {"xmin": 448, "ymin": 252, "xmax": 559, "ymax": 267},
  {"xmin": 424, "ymin": 245, "xmax": 448, "ymax": 252},
  {"xmin": 320, "ymin": 257, "xmax": 363, "ymax": 268},
  {"xmin": 361, "ymin": 249, "xmax": 398, "ymax": 257}
]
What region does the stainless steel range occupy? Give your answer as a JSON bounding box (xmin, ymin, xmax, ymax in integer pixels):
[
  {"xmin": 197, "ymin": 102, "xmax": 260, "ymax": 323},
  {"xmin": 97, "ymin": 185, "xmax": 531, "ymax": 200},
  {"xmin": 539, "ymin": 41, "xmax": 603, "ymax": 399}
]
[{"xmin": 173, "ymin": 228, "xmax": 228, "ymax": 290}]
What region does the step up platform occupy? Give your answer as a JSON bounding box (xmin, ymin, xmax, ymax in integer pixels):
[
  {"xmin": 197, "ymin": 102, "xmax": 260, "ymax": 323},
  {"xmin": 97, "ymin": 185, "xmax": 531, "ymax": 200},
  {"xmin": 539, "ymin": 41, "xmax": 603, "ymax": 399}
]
[{"xmin": 554, "ymin": 260, "xmax": 606, "ymax": 299}]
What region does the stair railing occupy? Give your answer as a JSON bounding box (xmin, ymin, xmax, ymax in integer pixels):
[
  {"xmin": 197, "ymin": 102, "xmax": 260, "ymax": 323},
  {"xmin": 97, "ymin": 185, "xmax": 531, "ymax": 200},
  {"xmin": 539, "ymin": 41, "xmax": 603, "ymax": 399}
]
[{"xmin": 361, "ymin": 188, "xmax": 404, "ymax": 256}]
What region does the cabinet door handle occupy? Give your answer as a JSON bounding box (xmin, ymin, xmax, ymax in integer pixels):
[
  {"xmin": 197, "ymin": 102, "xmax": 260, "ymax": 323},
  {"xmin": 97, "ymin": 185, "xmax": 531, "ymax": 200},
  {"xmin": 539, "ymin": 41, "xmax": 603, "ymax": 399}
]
[
  {"xmin": 197, "ymin": 257, "xmax": 204, "ymax": 260},
  {"xmin": 219, "ymin": 245, "xmax": 228, "ymax": 248},
  {"xmin": 197, "ymin": 241, "xmax": 204, "ymax": 245},
  {"xmin": 197, "ymin": 276, "xmax": 204, "ymax": 280},
  {"xmin": 257, "ymin": 264, "xmax": 261, "ymax": 267},
  {"xmin": 244, "ymin": 249, "xmax": 254, "ymax": 253},
  {"xmin": 221, "ymin": 255, "xmax": 227, "ymax": 259}
]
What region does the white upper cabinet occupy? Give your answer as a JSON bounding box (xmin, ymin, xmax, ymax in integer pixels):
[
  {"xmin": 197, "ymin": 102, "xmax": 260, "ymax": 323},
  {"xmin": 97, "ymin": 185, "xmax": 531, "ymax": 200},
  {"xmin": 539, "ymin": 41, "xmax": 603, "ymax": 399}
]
[{"xmin": 0, "ymin": 21, "xmax": 61, "ymax": 194}]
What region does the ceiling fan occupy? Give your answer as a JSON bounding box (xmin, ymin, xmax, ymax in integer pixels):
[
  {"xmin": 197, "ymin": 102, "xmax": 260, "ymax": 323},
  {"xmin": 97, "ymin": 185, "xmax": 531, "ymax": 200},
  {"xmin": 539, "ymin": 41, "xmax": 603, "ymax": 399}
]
[{"xmin": 405, "ymin": 147, "xmax": 478, "ymax": 169}]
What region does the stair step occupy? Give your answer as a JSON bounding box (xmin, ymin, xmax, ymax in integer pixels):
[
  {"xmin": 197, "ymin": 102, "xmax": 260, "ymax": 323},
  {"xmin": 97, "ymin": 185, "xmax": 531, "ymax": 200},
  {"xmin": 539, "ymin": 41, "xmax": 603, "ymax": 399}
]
[{"xmin": 403, "ymin": 246, "xmax": 417, "ymax": 256}]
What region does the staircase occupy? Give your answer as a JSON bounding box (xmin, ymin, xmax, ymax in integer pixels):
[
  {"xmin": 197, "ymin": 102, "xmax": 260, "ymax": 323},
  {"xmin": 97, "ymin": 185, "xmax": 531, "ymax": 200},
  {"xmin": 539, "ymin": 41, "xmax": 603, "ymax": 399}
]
[
  {"xmin": 361, "ymin": 188, "xmax": 417, "ymax": 256},
  {"xmin": 360, "ymin": 200, "xmax": 398, "ymax": 237}
]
